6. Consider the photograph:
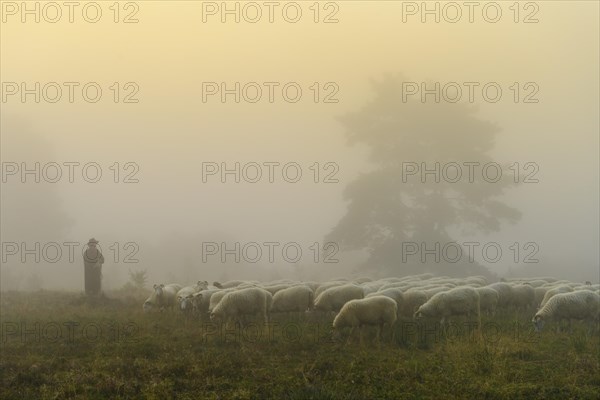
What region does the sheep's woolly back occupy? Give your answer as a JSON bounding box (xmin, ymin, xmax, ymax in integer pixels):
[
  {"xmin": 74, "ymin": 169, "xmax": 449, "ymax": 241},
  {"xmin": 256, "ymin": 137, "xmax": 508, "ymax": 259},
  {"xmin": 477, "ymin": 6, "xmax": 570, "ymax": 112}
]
[
  {"xmin": 314, "ymin": 282, "xmax": 346, "ymax": 298},
  {"xmin": 476, "ymin": 287, "xmax": 499, "ymax": 312},
  {"xmin": 263, "ymin": 284, "xmax": 292, "ymax": 295},
  {"xmin": 534, "ymin": 291, "xmax": 600, "ymax": 321},
  {"xmin": 510, "ymin": 284, "xmax": 535, "ymax": 308},
  {"xmin": 208, "ymin": 288, "xmax": 236, "ymax": 312},
  {"xmin": 401, "ymin": 290, "xmax": 428, "ymax": 316},
  {"xmin": 271, "ymin": 285, "xmax": 314, "ymax": 313},
  {"xmin": 314, "ymin": 284, "xmax": 364, "ymax": 312},
  {"xmin": 534, "ymin": 287, "xmax": 548, "ymax": 306},
  {"xmin": 214, "ymin": 280, "xmax": 246, "ymax": 289},
  {"xmin": 211, "ymin": 287, "xmax": 272, "ymax": 319},
  {"xmin": 367, "ymin": 288, "xmax": 404, "ymax": 310},
  {"xmin": 486, "ymin": 283, "xmax": 513, "ymax": 307},
  {"xmin": 333, "ymin": 296, "xmax": 397, "ymax": 329},
  {"xmin": 539, "ymin": 285, "xmax": 573, "ymax": 308},
  {"xmin": 416, "ymin": 286, "xmax": 480, "ymax": 319}
]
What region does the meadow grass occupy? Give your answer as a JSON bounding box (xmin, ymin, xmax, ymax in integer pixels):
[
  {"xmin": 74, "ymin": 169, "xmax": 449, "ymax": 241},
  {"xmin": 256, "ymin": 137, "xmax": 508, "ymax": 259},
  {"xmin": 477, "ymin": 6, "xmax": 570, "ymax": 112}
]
[{"xmin": 1, "ymin": 290, "xmax": 598, "ymax": 399}]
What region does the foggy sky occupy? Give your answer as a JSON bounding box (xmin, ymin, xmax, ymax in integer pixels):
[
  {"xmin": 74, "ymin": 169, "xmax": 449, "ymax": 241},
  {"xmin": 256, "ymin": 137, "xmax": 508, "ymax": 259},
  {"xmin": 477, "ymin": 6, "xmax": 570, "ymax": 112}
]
[{"xmin": 1, "ymin": 2, "xmax": 598, "ymax": 290}]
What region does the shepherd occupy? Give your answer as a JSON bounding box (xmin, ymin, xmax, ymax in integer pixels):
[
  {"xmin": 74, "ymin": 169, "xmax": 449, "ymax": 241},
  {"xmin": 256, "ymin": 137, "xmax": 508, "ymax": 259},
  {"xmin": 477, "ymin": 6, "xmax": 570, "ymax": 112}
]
[{"xmin": 83, "ymin": 238, "xmax": 104, "ymax": 295}]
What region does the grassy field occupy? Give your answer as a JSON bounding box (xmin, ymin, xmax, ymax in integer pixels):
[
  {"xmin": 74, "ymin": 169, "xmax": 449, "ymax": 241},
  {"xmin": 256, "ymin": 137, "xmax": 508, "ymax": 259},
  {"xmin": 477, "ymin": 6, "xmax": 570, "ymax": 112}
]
[{"xmin": 1, "ymin": 290, "xmax": 599, "ymax": 399}]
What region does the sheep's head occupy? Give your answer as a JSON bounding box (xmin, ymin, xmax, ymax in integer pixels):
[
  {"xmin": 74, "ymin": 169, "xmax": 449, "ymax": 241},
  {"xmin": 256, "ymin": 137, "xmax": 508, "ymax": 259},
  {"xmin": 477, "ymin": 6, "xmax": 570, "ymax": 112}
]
[
  {"xmin": 210, "ymin": 309, "xmax": 222, "ymax": 321},
  {"xmin": 213, "ymin": 281, "xmax": 223, "ymax": 289},
  {"xmin": 331, "ymin": 316, "xmax": 347, "ymax": 341},
  {"xmin": 180, "ymin": 295, "xmax": 194, "ymax": 312},
  {"xmin": 153, "ymin": 284, "xmax": 165, "ymax": 297},
  {"xmin": 197, "ymin": 280, "xmax": 209, "ymax": 290},
  {"xmin": 532, "ymin": 315, "xmax": 545, "ymax": 332},
  {"xmin": 414, "ymin": 302, "xmax": 431, "ymax": 319},
  {"xmin": 143, "ymin": 301, "xmax": 153, "ymax": 313},
  {"xmin": 413, "ymin": 308, "xmax": 424, "ymax": 319}
]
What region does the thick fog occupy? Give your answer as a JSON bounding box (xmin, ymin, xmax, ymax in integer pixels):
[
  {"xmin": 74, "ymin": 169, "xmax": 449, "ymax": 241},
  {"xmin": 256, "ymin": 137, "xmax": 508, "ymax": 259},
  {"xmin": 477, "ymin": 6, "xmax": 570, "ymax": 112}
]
[{"xmin": 1, "ymin": 2, "xmax": 598, "ymax": 291}]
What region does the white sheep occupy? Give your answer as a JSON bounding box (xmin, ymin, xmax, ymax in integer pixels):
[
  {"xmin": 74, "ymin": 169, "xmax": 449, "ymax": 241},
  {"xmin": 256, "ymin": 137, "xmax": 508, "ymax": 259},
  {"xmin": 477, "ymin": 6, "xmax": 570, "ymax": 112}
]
[
  {"xmin": 534, "ymin": 287, "xmax": 548, "ymax": 307},
  {"xmin": 366, "ymin": 288, "xmax": 404, "ymax": 317},
  {"xmin": 476, "ymin": 287, "xmax": 499, "ymax": 316},
  {"xmin": 532, "ymin": 291, "xmax": 600, "ymax": 333},
  {"xmin": 210, "ymin": 287, "xmax": 273, "ymax": 326},
  {"xmin": 313, "ymin": 284, "xmax": 364, "ymax": 313},
  {"xmin": 539, "ymin": 285, "xmax": 573, "ymax": 308},
  {"xmin": 399, "ymin": 289, "xmax": 428, "ymax": 318},
  {"xmin": 208, "ymin": 288, "xmax": 237, "ymax": 313},
  {"xmin": 414, "ymin": 286, "xmax": 480, "ymax": 327},
  {"xmin": 333, "ymin": 295, "xmax": 397, "ymax": 343},
  {"xmin": 360, "ymin": 282, "xmax": 383, "ymax": 296},
  {"xmin": 143, "ymin": 283, "xmax": 182, "ymax": 312},
  {"xmin": 262, "ymin": 284, "xmax": 292, "ymax": 295},
  {"xmin": 510, "ymin": 284, "xmax": 536, "ymax": 312},
  {"xmin": 314, "ymin": 281, "xmax": 346, "ymax": 298},
  {"xmin": 486, "ymin": 282, "xmax": 514, "ymax": 309},
  {"xmin": 271, "ymin": 285, "xmax": 314, "ymax": 316}
]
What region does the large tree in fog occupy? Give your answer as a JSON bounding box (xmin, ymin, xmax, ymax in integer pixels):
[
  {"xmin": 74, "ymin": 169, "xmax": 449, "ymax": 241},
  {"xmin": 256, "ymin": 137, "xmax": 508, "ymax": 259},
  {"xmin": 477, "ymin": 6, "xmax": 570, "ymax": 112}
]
[{"xmin": 326, "ymin": 75, "xmax": 521, "ymax": 277}]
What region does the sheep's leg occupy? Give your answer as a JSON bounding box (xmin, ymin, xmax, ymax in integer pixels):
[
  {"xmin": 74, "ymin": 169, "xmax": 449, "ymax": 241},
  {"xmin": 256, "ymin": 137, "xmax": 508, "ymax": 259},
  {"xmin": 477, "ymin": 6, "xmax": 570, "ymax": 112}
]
[{"xmin": 440, "ymin": 318, "xmax": 447, "ymax": 338}]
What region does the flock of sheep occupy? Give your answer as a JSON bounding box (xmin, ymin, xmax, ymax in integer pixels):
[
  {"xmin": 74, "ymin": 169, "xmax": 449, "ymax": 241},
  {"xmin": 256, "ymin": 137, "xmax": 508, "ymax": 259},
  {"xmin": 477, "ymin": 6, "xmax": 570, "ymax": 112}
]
[{"xmin": 142, "ymin": 274, "xmax": 600, "ymax": 342}]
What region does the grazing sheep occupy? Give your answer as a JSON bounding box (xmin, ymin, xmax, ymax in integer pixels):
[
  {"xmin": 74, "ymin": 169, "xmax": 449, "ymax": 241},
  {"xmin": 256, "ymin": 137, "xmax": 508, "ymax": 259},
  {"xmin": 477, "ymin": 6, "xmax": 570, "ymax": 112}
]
[
  {"xmin": 271, "ymin": 285, "xmax": 314, "ymax": 316},
  {"xmin": 423, "ymin": 287, "xmax": 451, "ymax": 299},
  {"xmin": 486, "ymin": 282, "xmax": 514, "ymax": 309},
  {"xmin": 262, "ymin": 284, "xmax": 292, "ymax": 295},
  {"xmin": 414, "ymin": 286, "xmax": 480, "ymax": 327},
  {"xmin": 526, "ymin": 280, "xmax": 549, "ymax": 288},
  {"xmin": 539, "ymin": 285, "xmax": 573, "ymax": 308},
  {"xmin": 208, "ymin": 288, "xmax": 237, "ymax": 313},
  {"xmin": 366, "ymin": 288, "xmax": 404, "ymax": 317},
  {"xmin": 210, "ymin": 287, "xmax": 273, "ymax": 326},
  {"xmin": 534, "ymin": 287, "xmax": 548, "ymax": 307},
  {"xmin": 378, "ymin": 282, "xmax": 406, "ymax": 291},
  {"xmin": 510, "ymin": 284, "xmax": 536, "ymax": 312},
  {"xmin": 333, "ymin": 296, "xmax": 397, "ymax": 343},
  {"xmin": 360, "ymin": 282, "xmax": 383, "ymax": 296},
  {"xmin": 399, "ymin": 289, "xmax": 428, "ymax": 318},
  {"xmin": 532, "ymin": 291, "xmax": 600, "ymax": 333},
  {"xmin": 302, "ymin": 281, "xmax": 321, "ymax": 292},
  {"xmin": 476, "ymin": 287, "xmax": 499, "ymax": 316},
  {"xmin": 465, "ymin": 277, "xmax": 488, "ymax": 286},
  {"xmin": 143, "ymin": 283, "xmax": 182, "ymax": 312},
  {"xmin": 313, "ymin": 284, "xmax": 365, "ymax": 313},
  {"xmin": 314, "ymin": 281, "xmax": 346, "ymax": 298}
]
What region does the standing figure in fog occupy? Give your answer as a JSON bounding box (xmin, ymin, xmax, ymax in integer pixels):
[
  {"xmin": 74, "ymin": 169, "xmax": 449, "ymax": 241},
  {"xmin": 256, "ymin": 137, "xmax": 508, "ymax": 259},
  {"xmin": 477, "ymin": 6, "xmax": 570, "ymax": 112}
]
[{"xmin": 83, "ymin": 238, "xmax": 104, "ymax": 295}]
